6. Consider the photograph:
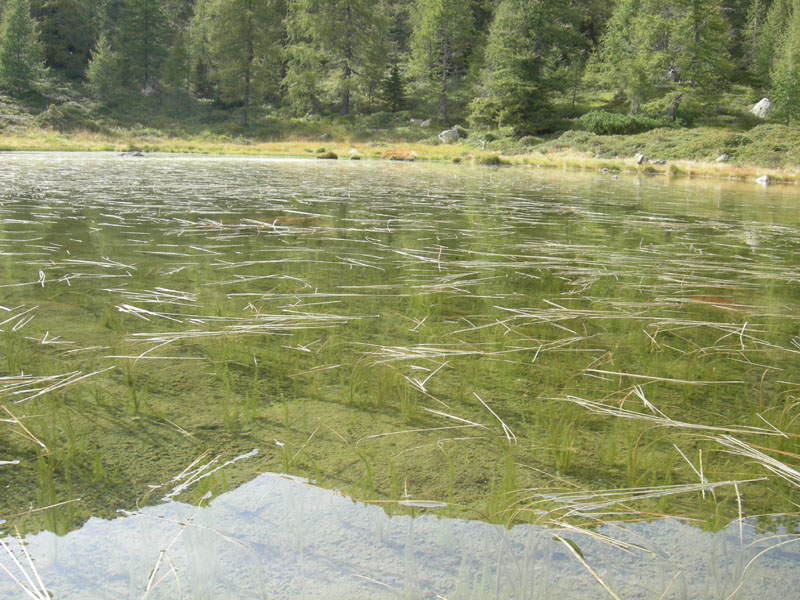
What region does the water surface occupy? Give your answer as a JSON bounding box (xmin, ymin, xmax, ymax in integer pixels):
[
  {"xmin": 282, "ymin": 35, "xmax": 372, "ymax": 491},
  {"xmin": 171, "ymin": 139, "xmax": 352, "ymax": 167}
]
[{"xmin": 1, "ymin": 153, "xmax": 799, "ymax": 597}]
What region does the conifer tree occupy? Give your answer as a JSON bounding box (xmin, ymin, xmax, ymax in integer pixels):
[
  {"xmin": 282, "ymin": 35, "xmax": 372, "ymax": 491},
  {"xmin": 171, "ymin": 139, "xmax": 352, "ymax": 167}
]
[
  {"xmin": 115, "ymin": 0, "xmax": 171, "ymax": 90},
  {"xmin": 599, "ymin": 0, "xmax": 731, "ymax": 115},
  {"xmin": 743, "ymin": 0, "xmax": 770, "ymax": 74},
  {"xmin": 753, "ymin": 0, "xmax": 792, "ymax": 85},
  {"xmin": 285, "ymin": 0, "xmax": 389, "ymax": 116},
  {"xmin": 282, "ymin": 42, "xmax": 325, "ymax": 115},
  {"xmin": 205, "ymin": 0, "xmax": 281, "ymax": 127},
  {"xmin": 408, "ymin": 0, "xmax": 474, "ymax": 123},
  {"xmin": 0, "ymin": 0, "xmax": 46, "ymax": 95},
  {"xmin": 161, "ymin": 28, "xmax": 191, "ymax": 94},
  {"xmin": 771, "ymin": 0, "xmax": 800, "ymax": 121},
  {"xmin": 470, "ymin": 0, "xmax": 584, "ymax": 134},
  {"xmin": 379, "ymin": 62, "xmax": 406, "ymax": 112},
  {"xmin": 33, "ymin": 0, "xmax": 94, "ymax": 78},
  {"xmin": 86, "ymin": 32, "xmax": 118, "ymax": 104},
  {"xmin": 186, "ymin": 0, "xmax": 217, "ymax": 98}
]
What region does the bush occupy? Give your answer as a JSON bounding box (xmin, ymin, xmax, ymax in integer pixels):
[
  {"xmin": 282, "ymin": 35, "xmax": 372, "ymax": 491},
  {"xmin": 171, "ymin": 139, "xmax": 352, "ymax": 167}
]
[
  {"xmin": 33, "ymin": 102, "xmax": 100, "ymax": 132},
  {"xmin": 363, "ymin": 111, "xmax": 394, "ymax": 128},
  {"xmin": 473, "ymin": 153, "xmax": 506, "ymax": 165},
  {"xmin": 578, "ymin": 110, "xmax": 676, "ymax": 135},
  {"xmin": 519, "ymin": 135, "xmax": 543, "ymax": 146}
]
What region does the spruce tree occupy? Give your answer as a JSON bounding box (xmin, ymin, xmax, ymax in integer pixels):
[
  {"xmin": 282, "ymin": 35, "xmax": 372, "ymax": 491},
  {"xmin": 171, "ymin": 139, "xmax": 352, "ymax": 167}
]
[
  {"xmin": 599, "ymin": 0, "xmax": 731, "ymax": 115},
  {"xmin": 771, "ymin": 0, "xmax": 800, "ymax": 122},
  {"xmin": 282, "ymin": 42, "xmax": 325, "ymax": 116},
  {"xmin": 0, "ymin": 0, "xmax": 46, "ymax": 95},
  {"xmin": 408, "ymin": 0, "xmax": 475, "ymax": 123},
  {"xmin": 33, "ymin": 0, "xmax": 94, "ymax": 78},
  {"xmin": 205, "ymin": 0, "xmax": 281, "ymax": 127},
  {"xmin": 86, "ymin": 32, "xmax": 118, "ymax": 104},
  {"xmin": 379, "ymin": 62, "xmax": 406, "ymax": 112},
  {"xmin": 161, "ymin": 29, "xmax": 191, "ymax": 95},
  {"xmin": 754, "ymin": 0, "xmax": 792, "ymax": 85},
  {"xmin": 470, "ymin": 0, "xmax": 584, "ymax": 134},
  {"xmin": 744, "ymin": 0, "xmax": 770, "ymax": 74},
  {"xmin": 186, "ymin": 0, "xmax": 217, "ymax": 98},
  {"xmin": 285, "ymin": 0, "xmax": 389, "ymax": 116},
  {"xmin": 115, "ymin": 0, "xmax": 171, "ymax": 91}
]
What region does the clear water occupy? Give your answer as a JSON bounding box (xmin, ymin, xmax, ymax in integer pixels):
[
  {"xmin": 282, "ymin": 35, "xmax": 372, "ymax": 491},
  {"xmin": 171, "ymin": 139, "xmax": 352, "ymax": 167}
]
[
  {"xmin": 1, "ymin": 153, "xmax": 799, "ymax": 598},
  {"xmin": 2, "ymin": 472, "xmax": 798, "ymax": 599}
]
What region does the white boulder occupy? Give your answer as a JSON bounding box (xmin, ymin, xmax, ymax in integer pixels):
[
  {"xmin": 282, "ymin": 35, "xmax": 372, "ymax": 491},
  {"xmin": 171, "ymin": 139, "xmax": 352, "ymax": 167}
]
[
  {"xmin": 438, "ymin": 129, "xmax": 459, "ymax": 144},
  {"xmin": 750, "ymin": 98, "xmax": 772, "ymax": 118}
]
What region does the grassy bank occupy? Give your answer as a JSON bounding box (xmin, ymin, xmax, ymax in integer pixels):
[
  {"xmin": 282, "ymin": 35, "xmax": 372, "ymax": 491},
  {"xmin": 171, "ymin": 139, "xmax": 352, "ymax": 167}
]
[{"xmin": 1, "ymin": 122, "xmax": 799, "ymax": 184}]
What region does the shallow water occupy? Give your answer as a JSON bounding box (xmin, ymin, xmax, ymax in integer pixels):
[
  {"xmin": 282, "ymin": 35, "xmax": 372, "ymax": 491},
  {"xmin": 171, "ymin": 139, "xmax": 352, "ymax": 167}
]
[
  {"xmin": 1, "ymin": 152, "xmax": 799, "ymax": 597},
  {"xmin": 2, "ymin": 471, "xmax": 799, "ymax": 600}
]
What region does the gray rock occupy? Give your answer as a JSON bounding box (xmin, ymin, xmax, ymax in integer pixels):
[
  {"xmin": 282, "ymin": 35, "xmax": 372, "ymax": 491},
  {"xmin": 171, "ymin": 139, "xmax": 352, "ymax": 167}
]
[
  {"xmin": 756, "ymin": 175, "xmax": 769, "ymax": 185},
  {"xmin": 715, "ymin": 153, "xmax": 730, "ymax": 162},
  {"xmin": 635, "ymin": 153, "xmax": 649, "ymax": 165},
  {"xmin": 652, "ymin": 159, "xmax": 666, "ymax": 165},
  {"xmin": 409, "ymin": 118, "xmax": 424, "ymax": 124},
  {"xmin": 319, "ymin": 133, "xmax": 330, "ymax": 141},
  {"xmin": 750, "ymin": 98, "xmax": 772, "ymax": 118},
  {"xmin": 438, "ymin": 129, "xmax": 459, "ymax": 144},
  {"xmin": 141, "ymin": 81, "xmax": 161, "ymax": 96},
  {"xmin": 420, "ymin": 119, "xmax": 432, "ymax": 128}
]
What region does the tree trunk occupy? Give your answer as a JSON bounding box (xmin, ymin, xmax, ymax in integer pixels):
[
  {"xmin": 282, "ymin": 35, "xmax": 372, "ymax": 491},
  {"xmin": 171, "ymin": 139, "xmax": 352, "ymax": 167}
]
[
  {"xmin": 241, "ymin": 2, "xmax": 254, "ymax": 129},
  {"xmin": 341, "ymin": 3, "xmax": 353, "ymax": 115},
  {"xmin": 440, "ymin": 41, "xmax": 449, "ymax": 123},
  {"xmin": 341, "ymin": 61, "xmax": 351, "ymax": 115},
  {"xmin": 667, "ymin": 93, "xmax": 683, "ymax": 119}
]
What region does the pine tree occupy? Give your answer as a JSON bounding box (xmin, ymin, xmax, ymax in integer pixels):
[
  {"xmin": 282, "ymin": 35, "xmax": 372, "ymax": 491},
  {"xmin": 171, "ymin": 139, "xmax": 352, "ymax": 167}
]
[
  {"xmin": 0, "ymin": 0, "xmax": 46, "ymax": 95},
  {"xmin": 753, "ymin": 0, "xmax": 792, "ymax": 85},
  {"xmin": 205, "ymin": 0, "xmax": 281, "ymax": 127},
  {"xmin": 282, "ymin": 42, "xmax": 325, "ymax": 115},
  {"xmin": 33, "ymin": 0, "xmax": 94, "ymax": 79},
  {"xmin": 115, "ymin": 0, "xmax": 171, "ymax": 91},
  {"xmin": 186, "ymin": 0, "xmax": 217, "ymax": 98},
  {"xmin": 743, "ymin": 0, "xmax": 769, "ymax": 73},
  {"xmin": 379, "ymin": 62, "xmax": 406, "ymax": 112},
  {"xmin": 470, "ymin": 0, "xmax": 585, "ymax": 134},
  {"xmin": 408, "ymin": 0, "xmax": 475, "ymax": 123},
  {"xmin": 285, "ymin": 0, "xmax": 389, "ymax": 116},
  {"xmin": 771, "ymin": 0, "xmax": 800, "ymax": 121},
  {"xmin": 599, "ymin": 0, "xmax": 731, "ymax": 115},
  {"xmin": 161, "ymin": 28, "xmax": 191, "ymax": 95},
  {"xmin": 86, "ymin": 32, "xmax": 118, "ymax": 104}
]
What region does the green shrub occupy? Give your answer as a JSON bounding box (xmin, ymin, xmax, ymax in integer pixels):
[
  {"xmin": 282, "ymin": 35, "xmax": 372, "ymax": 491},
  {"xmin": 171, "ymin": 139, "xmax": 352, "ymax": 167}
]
[
  {"xmin": 363, "ymin": 111, "xmax": 394, "ymax": 128},
  {"xmin": 519, "ymin": 135, "xmax": 543, "ymax": 146},
  {"xmin": 474, "ymin": 153, "xmax": 505, "ymax": 165},
  {"xmin": 578, "ymin": 110, "xmax": 676, "ymax": 135},
  {"xmin": 33, "ymin": 102, "xmax": 100, "ymax": 132}
]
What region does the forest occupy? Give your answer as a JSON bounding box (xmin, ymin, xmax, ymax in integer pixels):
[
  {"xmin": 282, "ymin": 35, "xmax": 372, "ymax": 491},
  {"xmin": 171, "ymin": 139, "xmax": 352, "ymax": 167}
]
[{"xmin": 1, "ymin": 0, "xmax": 800, "ymax": 149}]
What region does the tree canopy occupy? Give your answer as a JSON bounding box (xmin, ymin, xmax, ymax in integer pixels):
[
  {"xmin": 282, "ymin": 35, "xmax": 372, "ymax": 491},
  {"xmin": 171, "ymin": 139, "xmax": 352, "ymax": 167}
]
[{"xmin": 2, "ymin": 0, "xmax": 800, "ymax": 127}]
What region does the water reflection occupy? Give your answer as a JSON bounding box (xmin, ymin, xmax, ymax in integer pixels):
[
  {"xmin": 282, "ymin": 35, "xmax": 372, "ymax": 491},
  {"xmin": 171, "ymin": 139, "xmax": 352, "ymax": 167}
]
[{"xmin": 2, "ymin": 472, "xmax": 798, "ymax": 599}]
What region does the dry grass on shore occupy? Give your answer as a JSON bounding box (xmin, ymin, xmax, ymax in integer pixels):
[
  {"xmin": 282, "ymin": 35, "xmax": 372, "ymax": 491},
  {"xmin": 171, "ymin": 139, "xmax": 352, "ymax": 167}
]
[{"xmin": 1, "ymin": 127, "xmax": 799, "ymax": 185}]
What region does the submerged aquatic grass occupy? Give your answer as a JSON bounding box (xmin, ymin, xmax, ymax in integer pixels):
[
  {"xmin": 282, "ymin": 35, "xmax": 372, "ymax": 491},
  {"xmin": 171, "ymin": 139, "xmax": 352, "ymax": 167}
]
[{"xmin": 0, "ymin": 152, "xmax": 798, "ymax": 591}]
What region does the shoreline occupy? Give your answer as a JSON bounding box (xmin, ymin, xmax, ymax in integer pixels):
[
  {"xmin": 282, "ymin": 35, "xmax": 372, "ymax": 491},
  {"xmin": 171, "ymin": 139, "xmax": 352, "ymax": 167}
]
[{"xmin": 1, "ymin": 128, "xmax": 798, "ymax": 186}]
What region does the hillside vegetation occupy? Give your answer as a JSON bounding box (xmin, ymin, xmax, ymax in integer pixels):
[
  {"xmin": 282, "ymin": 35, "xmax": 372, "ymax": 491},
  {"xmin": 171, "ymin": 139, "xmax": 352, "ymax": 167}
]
[{"xmin": 0, "ymin": 0, "xmax": 798, "ymax": 174}]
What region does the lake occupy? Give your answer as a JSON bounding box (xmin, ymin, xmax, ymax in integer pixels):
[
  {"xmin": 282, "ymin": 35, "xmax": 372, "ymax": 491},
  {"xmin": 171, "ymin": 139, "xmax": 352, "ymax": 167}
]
[{"xmin": 1, "ymin": 153, "xmax": 799, "ymax": 598}]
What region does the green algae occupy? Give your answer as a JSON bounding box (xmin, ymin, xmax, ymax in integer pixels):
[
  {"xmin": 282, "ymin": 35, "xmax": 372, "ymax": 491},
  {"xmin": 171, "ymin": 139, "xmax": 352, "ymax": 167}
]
[{"xmin": 1, "ymin": 154, "xmax": 799, "ymax": 539}]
